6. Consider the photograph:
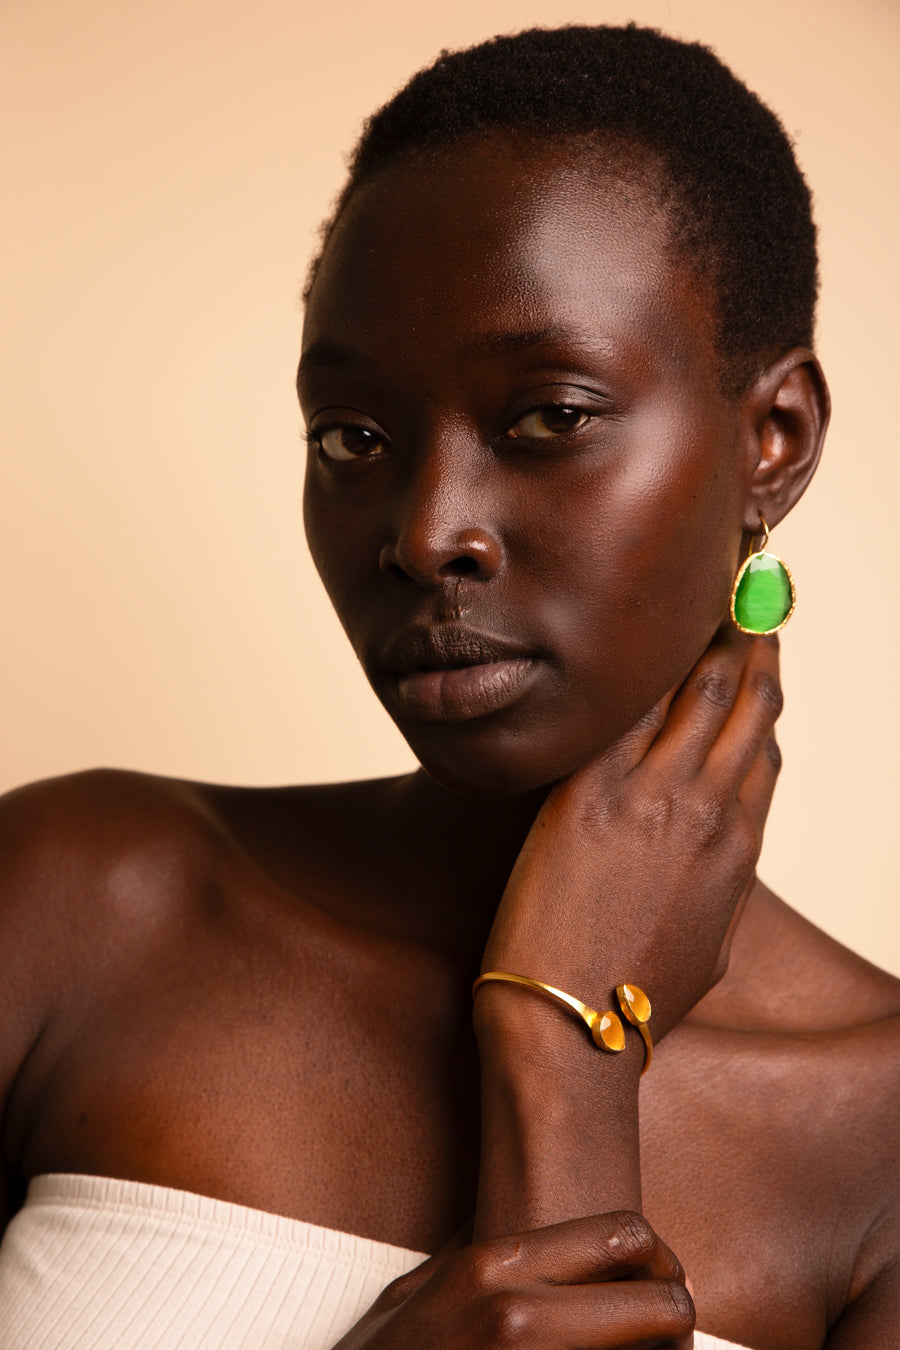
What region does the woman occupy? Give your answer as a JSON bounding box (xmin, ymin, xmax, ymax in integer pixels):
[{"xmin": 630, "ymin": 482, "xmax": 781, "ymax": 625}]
[{"xmin": 0, "ymin": 23, "xmax": 897, "ymax": 1350}]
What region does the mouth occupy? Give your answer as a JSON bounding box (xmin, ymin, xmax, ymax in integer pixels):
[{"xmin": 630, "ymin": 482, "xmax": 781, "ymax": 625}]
[{"xmin": 379, "ymin": 624, "xmax": 540, "ymax": 723}]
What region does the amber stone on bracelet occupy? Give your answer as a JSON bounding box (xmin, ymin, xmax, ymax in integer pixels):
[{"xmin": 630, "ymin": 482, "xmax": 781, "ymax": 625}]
[
  {"xmin": 617, "ymin": 983, "xmax": 651, "ymax": 1026},
  {"xmin": 590, "ymin": 1011, "xmax": 626, "ymax": 1052}
]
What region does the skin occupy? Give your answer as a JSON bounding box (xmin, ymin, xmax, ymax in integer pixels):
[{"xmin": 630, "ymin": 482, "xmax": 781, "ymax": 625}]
[
  {"xmin": 302, "ymin": 143, "xmax": 745, "ymax": 796},
  {"xmin": 1, "ymin": 134, "xmax": 898, "ymax": 1349}
]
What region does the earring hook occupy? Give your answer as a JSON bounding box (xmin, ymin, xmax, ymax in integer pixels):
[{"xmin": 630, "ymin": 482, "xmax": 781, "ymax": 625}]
[{"xmin": 751, "ymin": 515, "xmax": 770, "ymax": 555}]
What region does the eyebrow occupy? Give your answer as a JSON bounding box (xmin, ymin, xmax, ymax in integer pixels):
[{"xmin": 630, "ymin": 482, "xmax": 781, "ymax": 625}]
[
  {"xmin": 297, "ymin": 340, "xmax": 373, "ymax": 375},
  {"xmin": 468, "ymin": 326, "xmax": 611, "ymax": 357},
  {"xmin": 298, "ymin": 326, "xmax": 610, "ymax": 378}
]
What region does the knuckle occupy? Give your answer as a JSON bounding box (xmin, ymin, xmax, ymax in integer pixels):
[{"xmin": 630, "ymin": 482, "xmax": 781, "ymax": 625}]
[
  {"xmin": 748, "ymin": 669, "xmax": 784, "ymax": 717},
  {"xmin": 686, "ymin": 794, "xmax": 727, "ymax": 847},
  {"xmin": 692, "ymin": 669, "xmax": 736, "ymax": 709},
  {"xmin": 733, "ymin": 815, "xmax": 761, "ymax": 866},
  {"xmin": 607, "ymin": 1209, "xmax": 656, "ymax": 1261},
  {"xmin": 479, "ymin": 1291, "xmax": 534, "ymax": 1345},
  {"xmin": 458, "ymin": 1238, "xmax": 521, "ymax": 1296},
  {"xmin": 765, "ymin": 735, "xmax": 783, "ymax": 772},
  {"xmin": 461, "ymin": 1245, "xmax": 501, "ymax": 1295},
  {"xmin": 648, "ymin": 1238, "xmax": 686, "ymax": 1284},
  {"xmin": 720, "ymin": 834, "xmax": 758, "ymax": 894},
  {"xmin": 559, "ymin": 770, "xmax": 615, "ymax": 830},
  {"xmin": 659, "ymin": 1278, "xmax": 696, "ymax": 1333},
  {"xmin": 574, "ymin": 792, "xmax": 615, "ymax": 830},
  {"xmin": 634, "ymin": 790, "xmax": 677, "ymax": 835}
]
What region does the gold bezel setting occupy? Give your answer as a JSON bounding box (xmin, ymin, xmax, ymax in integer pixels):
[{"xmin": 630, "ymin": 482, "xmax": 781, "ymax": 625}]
[{"xmin": 730, "ymin": 549, "xmax": 796, "ymax": 636}]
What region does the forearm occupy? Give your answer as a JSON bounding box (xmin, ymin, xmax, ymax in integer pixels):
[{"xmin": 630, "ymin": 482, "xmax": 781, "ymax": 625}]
[
  {"xmin": 471, "ymin": 636, "xmax": 784, "ymax": 1244},
  {"xmin": 472, "ymin": 982, "xmax": 644, "ymax": 1241}
]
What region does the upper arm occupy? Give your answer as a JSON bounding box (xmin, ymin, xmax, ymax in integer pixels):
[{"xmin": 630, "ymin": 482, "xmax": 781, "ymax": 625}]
[
  {"xmin": 0, "ymin": 775, "xmax": 74, "ymax": 1231},
  {"xmin": 825, "ymin": 1019, "xmax": 900, "ymax": 1348},
  {"xmin": 0, "ymin": 767, "xmax": 211, "ymax": 1235}
]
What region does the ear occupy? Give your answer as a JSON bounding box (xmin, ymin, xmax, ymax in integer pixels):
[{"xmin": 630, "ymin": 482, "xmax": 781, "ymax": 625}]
[{"xmin": 739, "ymin": 348, "xmax": 830, "ymax": 533}]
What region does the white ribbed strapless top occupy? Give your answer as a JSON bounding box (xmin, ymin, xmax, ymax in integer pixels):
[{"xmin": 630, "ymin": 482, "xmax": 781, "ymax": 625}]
[{"xmin": 0, "ymin": 1174, "xmax": 751, "ymax": 1348}]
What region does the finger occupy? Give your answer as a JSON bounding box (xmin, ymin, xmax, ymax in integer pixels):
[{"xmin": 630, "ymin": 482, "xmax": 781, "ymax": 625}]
[
  {"xmin": 372, "ymin": 1249, "xmax": 446, "ymax": 1313},
  {"xmin": 641, "ymin": 629, "xmax": 759, "ymax": 777},
  {"xmin": 735, "ymin": 732, "xmax": 782, "ymax": 840},
  {"xmin": 468, "ymin": 1211, "xmax": 684, "ymax": 1287},
  {"xmin": 475, "ymin": 1278, "xmax": 694, "ymax": 1348},
  {"xmin": 599, "ymin": 686, "xmax": 679, "ymax": 774},
  {"xmin": 369, "ymin": 1219, "xmax": 474, "ymax": 1315},
  {"xmin": 705, "ymin": 635, "xmax": 782, "ymax": 786}
]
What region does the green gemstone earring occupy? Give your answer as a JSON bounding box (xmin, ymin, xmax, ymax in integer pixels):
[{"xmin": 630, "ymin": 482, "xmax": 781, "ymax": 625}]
[{"xmin": 730, "ymin": 516, "xmax": 796, "ymax": 635}]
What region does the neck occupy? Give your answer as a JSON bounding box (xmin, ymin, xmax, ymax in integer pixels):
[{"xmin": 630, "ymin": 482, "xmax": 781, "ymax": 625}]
[{"xmin": 381, "ymin": 769, "xmax": 548, "ymax": 961}]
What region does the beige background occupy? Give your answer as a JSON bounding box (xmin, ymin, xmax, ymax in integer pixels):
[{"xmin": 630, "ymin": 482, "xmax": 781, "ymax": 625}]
[{"xmin": 1, "ymin": 0, "xmax": 897, "ymax": 973}]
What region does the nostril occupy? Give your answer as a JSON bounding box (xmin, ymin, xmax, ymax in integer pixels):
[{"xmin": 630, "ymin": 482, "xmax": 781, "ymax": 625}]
[
  {"xmin": 379, "ymin": 526, "xmax": 503, "ymax": 586},
  {"xmin": 384, "ymin": 559, "xmax": 409, "ymax": 583},
  {"xmin": 447, "ymin": 555, "xmax": 480, "ymax": 577}
]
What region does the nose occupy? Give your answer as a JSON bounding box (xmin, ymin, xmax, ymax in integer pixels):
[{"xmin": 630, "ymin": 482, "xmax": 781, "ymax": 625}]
[{"xmin": 378, "ymin": 443, "xmax": 504, "ymax": 587}]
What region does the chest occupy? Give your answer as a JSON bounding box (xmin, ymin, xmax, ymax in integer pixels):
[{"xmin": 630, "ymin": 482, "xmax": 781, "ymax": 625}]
[
  {"xmin": 15, "ymin": 910, "xmax": 481, "ymax": 1251},
  {"xmin": 637, "ymin": 1041, "xmax": 837, "ymax": 1348},
  {"xmin": 14, "ymin": 923, "xmax": 840, "ymax": 1349}
]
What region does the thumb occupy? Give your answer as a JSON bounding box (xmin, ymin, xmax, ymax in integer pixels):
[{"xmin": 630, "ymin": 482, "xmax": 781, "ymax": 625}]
[{"xmin": 375, "ymin": 1217, "xmax": 472, "ymax": 1311}]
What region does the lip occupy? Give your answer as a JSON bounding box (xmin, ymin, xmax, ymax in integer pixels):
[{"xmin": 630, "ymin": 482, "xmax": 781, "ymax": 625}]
[{"xmin": 380, "ymin": 624, "xmax": 540, "ymax": 722}]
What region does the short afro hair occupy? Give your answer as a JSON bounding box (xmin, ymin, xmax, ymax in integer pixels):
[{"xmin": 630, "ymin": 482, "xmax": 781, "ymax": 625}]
[{"xmin": 308, "ymin": 24, "xmax": 818, "ymax": 396}]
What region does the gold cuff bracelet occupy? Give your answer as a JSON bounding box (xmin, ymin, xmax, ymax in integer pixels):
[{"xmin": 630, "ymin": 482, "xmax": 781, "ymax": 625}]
[{"xmin": 472, "ymin": 971, "xmax": 652, "ymax": 1072}]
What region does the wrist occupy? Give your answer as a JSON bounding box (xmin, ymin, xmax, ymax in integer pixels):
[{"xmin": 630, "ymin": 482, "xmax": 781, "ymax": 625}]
[
  {"xmin": 473, "ymin": 978, "xmax": 644, "ymax": 1088},
  {"xmin": 473, "ymin": 981, "xmax": 644, "ymax": 1237}
]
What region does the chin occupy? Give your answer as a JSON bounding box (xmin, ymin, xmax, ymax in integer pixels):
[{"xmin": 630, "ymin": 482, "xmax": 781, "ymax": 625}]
[
  {"xmin": 402, "ymin": 721, "xmax": 603, "ymax": 800},
  {"xmin": 419, "ymin": 758, "xmax": 553, "ymax": 799}
]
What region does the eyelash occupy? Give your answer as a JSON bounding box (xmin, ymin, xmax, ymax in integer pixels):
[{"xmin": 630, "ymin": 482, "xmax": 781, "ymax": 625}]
[
  {"xmin": 305, "ymin": 425, "xmax": 385, "ymax": 463},
  {"xmin": 306, "ymin": 402, "xmax": 597, "ymax": 463},
  {"xmin": 505, "ymin": 406, "xmax": 590, "ymax": 440}
]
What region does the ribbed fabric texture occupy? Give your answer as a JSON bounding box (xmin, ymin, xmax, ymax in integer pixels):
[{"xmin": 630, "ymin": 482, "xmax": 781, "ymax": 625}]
[
  {"xmin": 0, "ymin": 1175, "xmax": 423, "ymax": 1348},
  {"xmin": 0, "ymin": 1174, "xmax": 751, "ymax": 1349}
]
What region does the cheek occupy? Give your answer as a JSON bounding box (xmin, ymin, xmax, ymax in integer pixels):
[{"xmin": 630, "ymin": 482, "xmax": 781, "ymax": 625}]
[
  {"xmin": 535, "ymin": 428, "xmax": 743, "ymax": 685},
  {"xmin": 302, "ymin": 468, "xmax": 369, "ymax": 627},
  {"xmin": 303, "ymin": 484, "xmax": 336, "ymax": 599},
  {"xmin": 620, "ymin": 484, "xmax": 738, "ymax": 635}
]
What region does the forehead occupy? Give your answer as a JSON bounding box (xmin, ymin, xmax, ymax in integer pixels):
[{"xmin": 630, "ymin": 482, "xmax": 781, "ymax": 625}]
[{"xmin": 302, "ymin": 137, "xmax": 718, "ymax": 387}]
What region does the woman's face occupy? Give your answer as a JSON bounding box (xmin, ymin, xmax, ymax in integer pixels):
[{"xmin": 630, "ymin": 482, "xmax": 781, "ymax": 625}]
[{"xmin": 300, "ymin": 137, "xmax": 751, "ymax": 795}]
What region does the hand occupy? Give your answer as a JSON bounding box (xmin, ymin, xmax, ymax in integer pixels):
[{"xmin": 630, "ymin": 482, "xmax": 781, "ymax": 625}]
[
  {"xmin": 331, "ymin": 1211, "xmax": 694, "ymax": 1349},
  {"xmin": 480, "ymin": 628, "xmax": 783, "ymax": 1041}
]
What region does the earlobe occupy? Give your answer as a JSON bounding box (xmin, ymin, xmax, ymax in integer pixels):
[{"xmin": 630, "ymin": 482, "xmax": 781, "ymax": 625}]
[{"xmin": 741, "ymin": 347, "xmax": 830, "ymax": 531}]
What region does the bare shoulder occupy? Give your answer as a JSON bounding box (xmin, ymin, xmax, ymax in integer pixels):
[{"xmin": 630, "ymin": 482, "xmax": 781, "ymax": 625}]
[
  {"xmin": 0, "ymin": 765, "xmax": 405, "ymax": 992},
  {"xmin": 0, "ymin": 768, "xmax": 399, "ymax": 1032},
  {"xmin": 0, "ymin": 769, "xmax": 235, "ymax": 1215},
  {"xmin": 695, "ymin": 877, "xmax": 900, "ymax": 1185},
  {"xmin": 0, "ymin": 767, "xmax": 228, "ymax": 1030},
  {"xmin": 674, "ymin": 880, "xmax": 900, "ymax": 1332},
  {"xmin": 699, "ymin": 879, "xmax": 900, "ymax": 1032},
  {"xmin": 0, "ymin": 767, "xmax": 225, "ymax": 922}
]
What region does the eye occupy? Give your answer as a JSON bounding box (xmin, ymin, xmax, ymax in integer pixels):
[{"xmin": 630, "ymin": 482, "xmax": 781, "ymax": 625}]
[
  {"xmin": 506, "ymin": 406, "xmax": 589, "ymax": 439},
  {"xmin": 313, "ymin": 425, "xmax": 385, "ymax": 462}
]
